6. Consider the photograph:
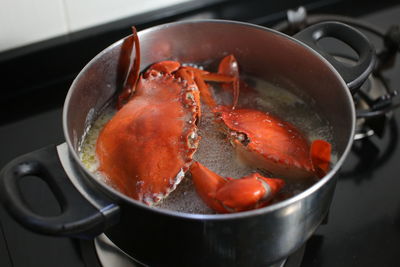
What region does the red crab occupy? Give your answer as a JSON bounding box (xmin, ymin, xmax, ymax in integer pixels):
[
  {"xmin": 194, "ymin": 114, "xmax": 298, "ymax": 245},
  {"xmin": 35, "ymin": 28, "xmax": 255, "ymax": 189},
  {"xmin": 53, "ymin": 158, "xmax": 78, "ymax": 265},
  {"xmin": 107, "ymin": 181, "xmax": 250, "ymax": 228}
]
[
  {"xmin": 189, "ymin": 55, "xmax": 332, "ymax": 213},
  {"xmin": 96, "ymin": 27, "xmax": 236, "ymax": 205}
]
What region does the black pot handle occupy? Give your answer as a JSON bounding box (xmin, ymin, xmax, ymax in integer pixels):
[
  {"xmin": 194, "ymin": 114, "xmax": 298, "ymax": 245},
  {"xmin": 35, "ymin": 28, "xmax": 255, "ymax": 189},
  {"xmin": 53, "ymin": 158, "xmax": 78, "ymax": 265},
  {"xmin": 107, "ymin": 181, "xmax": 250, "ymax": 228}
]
[
  {"xmin": 0, "ymin": 145, "xmax": 120, "ymax": 239},
  {"xmin": 294, "ymin": 21, "xmax": 376, "ymax": 93}
]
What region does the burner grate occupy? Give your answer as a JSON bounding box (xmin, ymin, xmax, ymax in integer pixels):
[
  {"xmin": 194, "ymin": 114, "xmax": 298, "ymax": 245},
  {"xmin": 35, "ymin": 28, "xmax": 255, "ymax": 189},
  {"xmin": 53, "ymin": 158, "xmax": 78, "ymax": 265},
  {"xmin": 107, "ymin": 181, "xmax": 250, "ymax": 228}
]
[{"xmin": 272, "ymin": 6, "xmax": 400, "ymax": 140}]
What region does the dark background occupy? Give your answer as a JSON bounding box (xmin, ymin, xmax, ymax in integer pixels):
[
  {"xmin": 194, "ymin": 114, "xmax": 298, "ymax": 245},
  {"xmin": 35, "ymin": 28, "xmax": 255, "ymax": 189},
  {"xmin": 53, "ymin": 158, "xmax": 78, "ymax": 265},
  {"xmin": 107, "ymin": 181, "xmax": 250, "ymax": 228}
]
[{"xmin": 1, "ymin": 0, "xmax": 397, "ymax": 126}]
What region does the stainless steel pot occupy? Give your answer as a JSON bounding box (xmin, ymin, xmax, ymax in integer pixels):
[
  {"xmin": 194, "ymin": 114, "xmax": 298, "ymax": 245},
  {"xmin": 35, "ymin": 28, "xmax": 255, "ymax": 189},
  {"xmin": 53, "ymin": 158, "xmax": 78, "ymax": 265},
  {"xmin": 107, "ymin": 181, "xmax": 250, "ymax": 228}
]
[{"xmin": 0, "ymin": 20, "xmax": 375, "ymax": 267}]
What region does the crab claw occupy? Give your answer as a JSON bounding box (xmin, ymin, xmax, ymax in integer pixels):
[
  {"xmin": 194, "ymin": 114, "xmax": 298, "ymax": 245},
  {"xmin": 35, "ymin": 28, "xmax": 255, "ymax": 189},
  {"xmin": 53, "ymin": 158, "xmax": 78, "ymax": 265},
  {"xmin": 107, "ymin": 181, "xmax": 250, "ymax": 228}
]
[
  {"xmin": 117, "ymin": 26, "xmax": 141, "ymax": 109},
  {"xmin": 213, "ymin": 106, "xmax": 332, "ymax": 180},
  {"xmin": 310, "ymin": 139, "xmax": 332, "ymax": 178},
  {"xmin": 190, "ymin": 162, "xmax": 285, "ymax": 213}
]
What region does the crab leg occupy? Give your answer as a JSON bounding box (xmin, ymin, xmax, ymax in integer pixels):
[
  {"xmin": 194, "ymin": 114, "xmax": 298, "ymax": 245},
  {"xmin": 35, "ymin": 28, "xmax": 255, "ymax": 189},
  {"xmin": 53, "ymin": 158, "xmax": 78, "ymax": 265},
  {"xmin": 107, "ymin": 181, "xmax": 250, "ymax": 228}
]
[
  {"xmin": 147, "ymin": 61, "xmax": 181, "ymax": 74},
  {"xmin": 201, "ymin": 73, "xmax": 239, "ymax": 109},
  {"xmin": 217, "ymin": 54, "xmax": 240, "ymax": 108},
  {"xmin": 183, "ymin": 68, "xmax": 238, "ymax": 109},
  {"xmin": 190, "ymin": 162, "xmax": 285, "ymax": 213},
  {"xmin": 192, "ymin": 70, "xmax": 217, "ymax": 108},
  {"xmin": 181, "ymin": 57, "xmax": 240, "ymax": 109}
]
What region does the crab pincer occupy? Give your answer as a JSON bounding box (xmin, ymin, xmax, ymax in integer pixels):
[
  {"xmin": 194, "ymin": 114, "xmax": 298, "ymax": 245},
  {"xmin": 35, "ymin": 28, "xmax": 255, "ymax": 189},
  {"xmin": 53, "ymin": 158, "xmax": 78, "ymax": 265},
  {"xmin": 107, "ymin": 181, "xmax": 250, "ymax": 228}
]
[{"xmin": 190, "ymin": 162, "xmax": 285, "ymax": 213}]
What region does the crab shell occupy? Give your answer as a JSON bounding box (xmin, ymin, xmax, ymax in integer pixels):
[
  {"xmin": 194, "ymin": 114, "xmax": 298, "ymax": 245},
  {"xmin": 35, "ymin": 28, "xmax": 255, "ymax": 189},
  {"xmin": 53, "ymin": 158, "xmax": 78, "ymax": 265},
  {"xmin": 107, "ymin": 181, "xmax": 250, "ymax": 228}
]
[
  {"xmin": 213, "ymin": 105, "xmax": 316, "ymax": 179},
  {"xmin": 96, "ymin": 70, "xmax": 201, "ymax": 205}
]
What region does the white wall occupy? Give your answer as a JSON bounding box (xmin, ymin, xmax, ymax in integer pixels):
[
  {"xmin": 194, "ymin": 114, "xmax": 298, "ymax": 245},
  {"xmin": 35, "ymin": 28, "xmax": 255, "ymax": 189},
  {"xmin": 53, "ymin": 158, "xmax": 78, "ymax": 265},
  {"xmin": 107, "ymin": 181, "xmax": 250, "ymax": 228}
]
[{"xmin": 0, "ymin": 0, "xmax": 192, "ymax": 53}]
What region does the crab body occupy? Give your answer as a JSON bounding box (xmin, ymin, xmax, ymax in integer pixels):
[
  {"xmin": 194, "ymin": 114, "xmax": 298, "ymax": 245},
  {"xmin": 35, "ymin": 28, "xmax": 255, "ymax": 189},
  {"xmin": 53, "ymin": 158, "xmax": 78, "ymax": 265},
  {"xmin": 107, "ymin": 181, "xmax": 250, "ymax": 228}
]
[
  {"xmin": 213, "ymin": 106, "xmax": 329, "ymax": 179},
  {"xmin": 96, "ymin": 64, "xmax": 201, "ymax": 205}
]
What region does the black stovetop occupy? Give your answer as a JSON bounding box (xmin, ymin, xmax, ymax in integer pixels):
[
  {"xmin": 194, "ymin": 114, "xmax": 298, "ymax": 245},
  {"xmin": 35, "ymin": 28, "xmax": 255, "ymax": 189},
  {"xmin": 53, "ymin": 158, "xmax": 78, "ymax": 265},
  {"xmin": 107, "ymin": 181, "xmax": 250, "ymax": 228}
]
[{"xmin": 1, "ymin": 1, "xmax": 400, "ymax": 266}]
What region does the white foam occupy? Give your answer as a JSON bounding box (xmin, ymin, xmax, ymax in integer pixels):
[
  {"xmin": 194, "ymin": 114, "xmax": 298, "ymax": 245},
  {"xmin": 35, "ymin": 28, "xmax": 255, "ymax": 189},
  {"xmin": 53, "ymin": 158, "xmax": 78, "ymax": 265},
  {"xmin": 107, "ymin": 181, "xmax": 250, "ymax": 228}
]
[{"xmin": 79, "ymin": 108, "xmax": 115, "ymax": 173}]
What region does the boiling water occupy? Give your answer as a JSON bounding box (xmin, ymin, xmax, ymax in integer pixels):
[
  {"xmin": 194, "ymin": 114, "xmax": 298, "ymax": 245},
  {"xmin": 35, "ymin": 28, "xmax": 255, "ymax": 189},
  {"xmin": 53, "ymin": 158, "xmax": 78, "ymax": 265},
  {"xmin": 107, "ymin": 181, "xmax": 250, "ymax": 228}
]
[{"xmin": 79, "ymin": 76, "xmax": 334, "ymax": 214}]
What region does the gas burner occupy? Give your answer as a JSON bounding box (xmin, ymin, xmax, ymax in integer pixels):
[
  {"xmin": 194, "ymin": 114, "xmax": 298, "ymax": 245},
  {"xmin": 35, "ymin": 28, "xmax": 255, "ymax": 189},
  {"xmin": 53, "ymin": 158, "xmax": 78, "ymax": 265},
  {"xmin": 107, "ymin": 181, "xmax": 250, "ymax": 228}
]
[
  {"xmin": 79, "ymin": 234, "xmax": 306, "ymax": 267},
  {"xmin": 273, "ymin": 6, "xmax": 400, "ymax": 140},
  {"xmin": 94, "ymin": 235, "xmax": 143, "ymax": 267},
  {"xmin": 79, "ymin": 234, "xmax": 143, "ymax": 267}
]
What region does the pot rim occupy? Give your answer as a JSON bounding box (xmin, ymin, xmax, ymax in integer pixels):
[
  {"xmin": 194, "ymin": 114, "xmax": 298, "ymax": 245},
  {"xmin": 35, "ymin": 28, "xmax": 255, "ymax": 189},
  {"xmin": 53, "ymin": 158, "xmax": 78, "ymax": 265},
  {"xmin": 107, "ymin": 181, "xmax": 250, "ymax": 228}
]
[{"xmin": 63, "ymin": 19, "xmax": 356, "ymax": 221}]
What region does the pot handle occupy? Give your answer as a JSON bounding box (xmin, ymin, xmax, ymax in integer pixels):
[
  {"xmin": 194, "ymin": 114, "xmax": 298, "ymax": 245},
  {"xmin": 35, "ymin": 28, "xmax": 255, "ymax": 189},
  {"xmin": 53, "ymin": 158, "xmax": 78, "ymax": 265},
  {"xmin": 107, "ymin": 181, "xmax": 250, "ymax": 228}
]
[
  {"xmin": 294, "ymin": 21, "xmax": 376, "ymax": 93},
  {"xmin": 0, "ymin": 145, "xmax": 120, "ymax": 239}
]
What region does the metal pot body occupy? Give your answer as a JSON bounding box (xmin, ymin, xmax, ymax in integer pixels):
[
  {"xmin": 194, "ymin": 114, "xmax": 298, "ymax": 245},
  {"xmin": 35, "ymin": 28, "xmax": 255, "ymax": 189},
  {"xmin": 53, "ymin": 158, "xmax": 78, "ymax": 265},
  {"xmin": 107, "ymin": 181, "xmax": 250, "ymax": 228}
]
[
  {"xmin": 64, "ymin": 20, "xmax": 356, "ymax": 266},
  {"xmin": 99, "ymin": 175, "xmax": 336, "ymax": 267},
  {"xmin": 2, "ymin": 20, "xmax": 369, "ymax": 267}
]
